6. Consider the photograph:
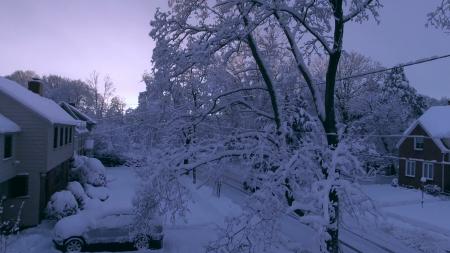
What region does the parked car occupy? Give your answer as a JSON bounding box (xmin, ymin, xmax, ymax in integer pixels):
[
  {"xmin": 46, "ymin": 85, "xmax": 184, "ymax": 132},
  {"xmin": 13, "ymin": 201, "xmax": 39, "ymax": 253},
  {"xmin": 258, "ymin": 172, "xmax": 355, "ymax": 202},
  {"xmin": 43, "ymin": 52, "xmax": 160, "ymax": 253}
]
[{"xmin": 52, "ymin": 210, "xmax": 163, "ymax": 252}]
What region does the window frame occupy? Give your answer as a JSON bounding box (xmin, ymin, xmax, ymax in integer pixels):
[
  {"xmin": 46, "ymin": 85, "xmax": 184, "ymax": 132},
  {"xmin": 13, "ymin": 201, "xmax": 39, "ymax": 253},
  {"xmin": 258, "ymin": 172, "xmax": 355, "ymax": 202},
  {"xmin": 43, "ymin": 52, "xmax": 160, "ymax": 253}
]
[
  {"xmin": 422, "ymin": 162, "xmax": 434, "ymax": 180},
  {"xmin": 405, "ymin": 160, "xmax": 416, "ymax": 177},
  {"xmin": 3, "ymin": 134, "xmax": 13, "ymax": 159},
  {"xmin": 414, "ymin": 137, "xmax": 424, "ymax": 151}
]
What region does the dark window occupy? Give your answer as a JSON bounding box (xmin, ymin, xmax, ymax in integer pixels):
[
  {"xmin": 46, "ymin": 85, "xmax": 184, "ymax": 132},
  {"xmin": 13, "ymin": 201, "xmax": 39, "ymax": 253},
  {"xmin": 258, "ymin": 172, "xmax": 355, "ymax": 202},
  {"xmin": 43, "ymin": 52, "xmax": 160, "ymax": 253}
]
[
  {"xmin": 69, "ymin": 127, "xmax": 73, "ymax": 143},
  {"xmin": 4, "ymin": 135, "xmax": 13, "ymax": 159},
  {"xmin": 9, "ymin": 175, "xmax": 28, "ymax": 198},
  {"xmin": 53, "ymin": 127, "xmax": 58, "ymax": 148},
  {"xmin": 414, "ymin": 137, "xmax": 424, "ymax": 150},
  {"xmin": 65, "ymin": 127, "xmax": 69, "ymax": 144},
  {"xmin": 59, "ymin": 127, "xmax": 64, "ymax": 146}
]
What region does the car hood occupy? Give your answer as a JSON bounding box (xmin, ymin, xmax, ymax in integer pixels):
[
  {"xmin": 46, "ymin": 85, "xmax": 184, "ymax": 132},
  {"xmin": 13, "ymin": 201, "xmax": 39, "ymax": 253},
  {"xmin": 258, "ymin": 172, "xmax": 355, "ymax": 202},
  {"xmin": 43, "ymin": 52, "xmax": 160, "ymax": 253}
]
[{"xmin": 54, "ymin": 213, "xmax": 95, "ymax": 239}]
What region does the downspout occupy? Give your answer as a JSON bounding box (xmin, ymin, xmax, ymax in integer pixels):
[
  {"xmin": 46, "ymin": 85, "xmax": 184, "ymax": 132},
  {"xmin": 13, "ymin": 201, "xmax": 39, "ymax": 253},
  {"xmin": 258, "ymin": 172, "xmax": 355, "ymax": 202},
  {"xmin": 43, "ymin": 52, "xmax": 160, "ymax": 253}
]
[{"xmin": 442, "ymin": 152, "xmax": 445, "ymax": 192}]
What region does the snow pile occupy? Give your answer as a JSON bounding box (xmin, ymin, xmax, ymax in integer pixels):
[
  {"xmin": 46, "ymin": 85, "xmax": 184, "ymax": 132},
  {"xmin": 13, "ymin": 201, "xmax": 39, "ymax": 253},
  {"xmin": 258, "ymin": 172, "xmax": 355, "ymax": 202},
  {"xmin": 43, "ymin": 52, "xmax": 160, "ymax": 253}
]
[
  {"xmin": 46, "ymin": 191, "xmax": 79, "ymax": 220},
  {"xmin": 0, "ymin": 77, "xmax": 78, "ymax": 125},
  {"xmin": 67, "ymin": 181, "xmax": 88, "ymax": 207},
  {"xmin": 0, "ymin": 113, "xmax": 20, "ymax": 134},
  {"xmin": 72, "ymin": 156, "xmax": 107, "ymax": 187},
  {"xmin": 85, "ymin": 184, "xmax": 109, "ymax": 201}
]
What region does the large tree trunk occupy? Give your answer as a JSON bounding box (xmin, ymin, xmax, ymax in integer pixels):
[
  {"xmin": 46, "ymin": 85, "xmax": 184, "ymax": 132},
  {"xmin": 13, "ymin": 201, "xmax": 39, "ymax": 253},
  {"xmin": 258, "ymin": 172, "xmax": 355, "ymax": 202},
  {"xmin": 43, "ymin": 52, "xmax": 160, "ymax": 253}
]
[
  {"xmin": 323, "ymin": 1, "xmax": 344, "ymax": 252},
  {"xmin": 242, "ymin": 12, "xmax": 282, "ymax": 131}
]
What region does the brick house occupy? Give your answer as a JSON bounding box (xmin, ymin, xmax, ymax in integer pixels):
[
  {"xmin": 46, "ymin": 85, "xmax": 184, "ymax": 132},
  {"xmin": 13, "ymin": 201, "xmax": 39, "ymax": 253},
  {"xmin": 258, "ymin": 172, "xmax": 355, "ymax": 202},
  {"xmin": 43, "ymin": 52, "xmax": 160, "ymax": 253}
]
[{"xmin": 397, "ymin": 106, "xmax": 450, "ymax": 193}]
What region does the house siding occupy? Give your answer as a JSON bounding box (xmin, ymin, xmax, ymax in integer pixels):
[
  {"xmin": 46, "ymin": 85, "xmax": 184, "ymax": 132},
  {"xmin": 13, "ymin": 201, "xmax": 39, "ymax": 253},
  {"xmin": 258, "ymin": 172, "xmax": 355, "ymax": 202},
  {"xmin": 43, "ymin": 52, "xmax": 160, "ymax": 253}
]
[
  {"xmin": 0, "ymin": 91, "xmax": 74, "ymax": 226},
  {"xmin": 399, "ymin": 124, "xmax": 448, "ymax": 191},
  {"xmin": 0, "ymin": 133, "xmax": 18, "ymax": 183}
]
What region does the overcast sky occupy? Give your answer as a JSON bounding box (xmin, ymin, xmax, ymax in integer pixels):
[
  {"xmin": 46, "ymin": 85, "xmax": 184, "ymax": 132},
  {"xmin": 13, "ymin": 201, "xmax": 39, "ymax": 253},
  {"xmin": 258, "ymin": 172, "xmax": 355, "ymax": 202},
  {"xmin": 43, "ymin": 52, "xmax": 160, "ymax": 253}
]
[{"xmin": 0, "ymin": 0, "xmax": 449, "ymax": 107}]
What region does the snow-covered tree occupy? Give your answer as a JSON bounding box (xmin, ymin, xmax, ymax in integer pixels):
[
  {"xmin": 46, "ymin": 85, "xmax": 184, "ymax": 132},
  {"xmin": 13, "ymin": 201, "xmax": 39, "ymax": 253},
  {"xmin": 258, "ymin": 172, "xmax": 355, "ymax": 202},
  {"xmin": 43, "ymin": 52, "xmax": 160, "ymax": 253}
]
[
  {"xmin": 136, "ymin": 1, "xmax": 383, "ymax": 252},
  {"xmin": 427, "ymin": 0, "xmax": 450, "ymax": 33}
]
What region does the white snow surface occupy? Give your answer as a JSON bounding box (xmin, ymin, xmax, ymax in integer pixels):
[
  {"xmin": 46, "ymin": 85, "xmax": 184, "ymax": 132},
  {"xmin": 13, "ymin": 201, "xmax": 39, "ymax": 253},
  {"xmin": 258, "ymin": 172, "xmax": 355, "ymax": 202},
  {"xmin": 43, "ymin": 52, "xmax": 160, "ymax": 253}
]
[
  {"xmin": 0, "ymin": 113, "xmax": 20, "ymax": 133},
  {"xmin": 10, "ymin": 166, "xmax": 311, "ymax": 253},
  {"xmin": 418, "ymin": 106, "xmax": 450, "ymax": 138},
  {"xmin": 0, "ymin": 77, "xmax": 78, "ymax": 125}
]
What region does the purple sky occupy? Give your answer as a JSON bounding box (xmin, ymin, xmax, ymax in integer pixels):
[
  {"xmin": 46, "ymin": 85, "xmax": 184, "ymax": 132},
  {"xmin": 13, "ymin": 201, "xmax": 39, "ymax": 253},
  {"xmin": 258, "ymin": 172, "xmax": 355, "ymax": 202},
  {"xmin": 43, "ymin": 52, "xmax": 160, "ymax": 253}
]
[{"xmin": 0, "ymin": 0, "xmax": 449, "ymax": 107}]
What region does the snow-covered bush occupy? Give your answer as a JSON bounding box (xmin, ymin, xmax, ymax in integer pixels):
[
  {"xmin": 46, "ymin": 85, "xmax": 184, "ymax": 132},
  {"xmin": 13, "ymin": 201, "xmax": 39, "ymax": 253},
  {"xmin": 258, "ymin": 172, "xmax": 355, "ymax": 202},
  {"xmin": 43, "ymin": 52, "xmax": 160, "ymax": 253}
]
[
  {"xmin": 424, "ymin": 184, "xmax": 441, "ymax": 195},
  {"xmin": 83, "ymin": 158, "xmax": 107, "ymax": 186},
  {"xmin": 46, "ymin": 191, "xmax": 78, "ymax": 220},
  {"xmin": 84, "ymin": 184, "xmax": 109, "ymax": 201},
  {"xmin": 71, "ymin": 156, "xmax": 107, "ymax": 187},
  {"xmin": 67, "ymin": 181, "xmax": 88, "ymax": 207},
  {"xmin": 391, "ymin": 178, "xmax": 399, "ymax": 187}
]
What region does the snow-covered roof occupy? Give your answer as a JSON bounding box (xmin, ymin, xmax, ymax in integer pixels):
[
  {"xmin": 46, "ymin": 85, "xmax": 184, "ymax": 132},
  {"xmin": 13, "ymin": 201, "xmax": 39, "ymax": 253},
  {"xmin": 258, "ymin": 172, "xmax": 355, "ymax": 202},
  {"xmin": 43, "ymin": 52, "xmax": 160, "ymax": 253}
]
[
  {"xmin": 417, "ymin": 106, "xmax": 450, "ymax": 138},
  {"xmin": 0, "ymin": 77, "xmax": 78, "ymax": 125},
  {"xmin": 397, "ymin": 106, "xmax": 450, "ymax": 152},
  {"xmin": 59, "ymin": 102, "xmax": 97, "ymax": 125},
  {"xmin": 0, "ymin": 113, "xmax": 20, "ymax": 134}
]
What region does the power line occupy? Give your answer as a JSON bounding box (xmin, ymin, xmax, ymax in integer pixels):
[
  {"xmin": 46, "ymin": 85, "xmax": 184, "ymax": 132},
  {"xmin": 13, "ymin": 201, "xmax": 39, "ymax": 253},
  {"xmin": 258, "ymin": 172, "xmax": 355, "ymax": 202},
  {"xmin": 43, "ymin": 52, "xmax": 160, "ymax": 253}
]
[
  {"xmin": 320, "ymin": 53, "xmax": 450, "ymax": 85},
  {"xmin": 92, "ymin": 53, "xmax": 450, "ymax": 134},
  {"xmin": 113, "ymin": 53, "xmax": 450, "ymax": 120}
]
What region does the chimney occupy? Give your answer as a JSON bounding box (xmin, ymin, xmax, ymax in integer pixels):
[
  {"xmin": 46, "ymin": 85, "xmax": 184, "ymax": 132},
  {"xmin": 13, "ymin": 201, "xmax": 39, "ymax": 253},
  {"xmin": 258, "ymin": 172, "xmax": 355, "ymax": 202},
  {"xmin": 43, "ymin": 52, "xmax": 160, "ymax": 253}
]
[{"xmin": 28, "ymin": 78, "xmax": 43, "ymax": 96}]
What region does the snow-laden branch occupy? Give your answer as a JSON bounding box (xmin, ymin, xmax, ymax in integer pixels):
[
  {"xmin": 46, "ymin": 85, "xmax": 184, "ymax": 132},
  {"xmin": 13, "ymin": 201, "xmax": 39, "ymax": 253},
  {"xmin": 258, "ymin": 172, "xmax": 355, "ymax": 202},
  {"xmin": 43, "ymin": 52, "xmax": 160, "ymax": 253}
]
[{"xmin": 343, "ymin": 0, "xmax": 375, "ymax": 23}]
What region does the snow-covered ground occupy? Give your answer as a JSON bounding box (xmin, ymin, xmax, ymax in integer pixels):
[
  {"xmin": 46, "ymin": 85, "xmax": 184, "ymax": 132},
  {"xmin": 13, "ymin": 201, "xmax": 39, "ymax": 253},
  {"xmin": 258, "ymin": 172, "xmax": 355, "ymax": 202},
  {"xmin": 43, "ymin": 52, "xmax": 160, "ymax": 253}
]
[
  {"xmin": 7, "ymin": 167, "xmax": 302, "ymax": 253},
  {"xmin": 9, "ymin": 166, "xmax": 450, "ymax": 253},
  {"xmin": 361, "ymin": 184, "xmax": 450, "ymax": 252},
  {"xmin": 362, "ymin": 184, "xmax": 449, "ymax": 233}
]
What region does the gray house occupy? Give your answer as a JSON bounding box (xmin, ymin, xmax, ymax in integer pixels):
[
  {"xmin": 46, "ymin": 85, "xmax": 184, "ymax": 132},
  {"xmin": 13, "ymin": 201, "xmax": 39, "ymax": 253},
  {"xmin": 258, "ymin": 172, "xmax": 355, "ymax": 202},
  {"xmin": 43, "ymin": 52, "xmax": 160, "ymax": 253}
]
[
  {"xmin": 59, "ymin": 102, "xmax": 96, "ymax": 155},
  {"xmin": 0, "ymin": 77, "xmax": 78, "ymax": 227},
  {"xmin": 0, "ymin": 113, "xmax": 21, "ymax": 203}
]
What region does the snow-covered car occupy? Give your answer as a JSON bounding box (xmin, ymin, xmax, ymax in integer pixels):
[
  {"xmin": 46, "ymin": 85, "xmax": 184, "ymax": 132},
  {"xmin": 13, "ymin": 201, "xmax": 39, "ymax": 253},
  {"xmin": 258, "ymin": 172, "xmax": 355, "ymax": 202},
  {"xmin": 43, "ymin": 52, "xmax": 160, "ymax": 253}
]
[{"xmin": 52, "ymin": 210, "xmax": 163, "ymax": 252}]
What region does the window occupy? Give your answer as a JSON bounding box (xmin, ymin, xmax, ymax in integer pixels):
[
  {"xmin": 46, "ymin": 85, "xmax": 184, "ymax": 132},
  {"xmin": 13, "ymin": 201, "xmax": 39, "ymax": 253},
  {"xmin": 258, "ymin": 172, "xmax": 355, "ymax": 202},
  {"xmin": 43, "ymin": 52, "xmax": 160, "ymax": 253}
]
[
  {"xmin": 64, "ymin": 127, "xmax": 69, "ymax": 144},
  {"xmin": 414, "ymin": 137, "xmax": 424, "ymax": 150},
  {"xmin": 69, "ymin": 127, "xmax": 73, "ymax": 143},
  {"xmin": 3, "ymin": 135, "xmax": 13, "ymax": 159},
  {"xmin": 423, "ymin": 162, "xmax": 434, "ymax": 180},
  {"xmin": 53, "ymin": 127, "xmax": 58, "ymax": 148},
  {"xmin": 59, "ymin": 127, "xmax": 64, "ymax": 147},
  {"xmin": 406, "ymin": 160, "xmax": 416, "ymax": 177},
  {"xmin": 8, "ymin": 175, "xmax": 28, "ymax": 198}
]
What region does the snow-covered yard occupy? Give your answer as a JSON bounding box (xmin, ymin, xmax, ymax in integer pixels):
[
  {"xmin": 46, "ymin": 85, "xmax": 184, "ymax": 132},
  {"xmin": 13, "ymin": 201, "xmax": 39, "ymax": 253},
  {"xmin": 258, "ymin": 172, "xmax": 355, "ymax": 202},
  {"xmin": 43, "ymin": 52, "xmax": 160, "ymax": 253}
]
[
  {"xmin": 7, "ymin": 166, "xmax": 272, "ymax": 253},
  {"xmin": 360, "ymin": 184, "xmax": 450, "ymax": 252}
]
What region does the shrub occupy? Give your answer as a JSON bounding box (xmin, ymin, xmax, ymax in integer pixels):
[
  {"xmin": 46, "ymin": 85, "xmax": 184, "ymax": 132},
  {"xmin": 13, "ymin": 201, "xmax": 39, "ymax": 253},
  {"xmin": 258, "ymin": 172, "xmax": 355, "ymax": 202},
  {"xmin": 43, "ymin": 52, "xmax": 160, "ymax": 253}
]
[
  {"xmin": 83, "ymin": 158, "xmax": 107, "ymax": 187},
  {"xmin": 94, "ymin": 153, "xmax": 126, "ymax": 167},
  {"xmin": 391, "ymin": 178, "xmax": 399, "ymax": 187},
  {"xmin": 67, "ymin": 181, "xmax": 88, "ymax": 207},
  {"xmin": 84, "ymin": 184, "xmax": 109, "ymax": 201},
  {"xmin": 424, "ymin": 184, "xmax": 441, "ymax": 196},
  {"xmin": 46, "ymin": 191, "xmax": 78, "ymax": 220},
  {"xmin": 71, "ymin": 156, "xmax": 107, "ymax": 187}
]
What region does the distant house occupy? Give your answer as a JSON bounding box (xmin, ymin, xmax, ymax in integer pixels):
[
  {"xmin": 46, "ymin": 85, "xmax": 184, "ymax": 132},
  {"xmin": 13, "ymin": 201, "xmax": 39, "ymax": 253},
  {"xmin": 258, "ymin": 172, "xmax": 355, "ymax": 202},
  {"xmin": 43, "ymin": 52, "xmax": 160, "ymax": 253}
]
[
  {"xmin": 0, "ymin": 77, "xmax": 78, "ymax": 226},
  {"xmin": 59, "ymin": 102, "xmax": 96, "ymax": 155},
  {"xmin": 397, "ymin": 105, "xmax": 450, "ymax": 193}
]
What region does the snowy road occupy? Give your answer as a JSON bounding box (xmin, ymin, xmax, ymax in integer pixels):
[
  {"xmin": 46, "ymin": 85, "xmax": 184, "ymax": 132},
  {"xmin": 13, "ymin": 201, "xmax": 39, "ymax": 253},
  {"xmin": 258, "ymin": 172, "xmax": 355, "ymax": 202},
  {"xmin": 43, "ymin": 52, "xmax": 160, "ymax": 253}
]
[{"xmin": 220, "ymin": 174, "xmax": 420, "ymax": 253}]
